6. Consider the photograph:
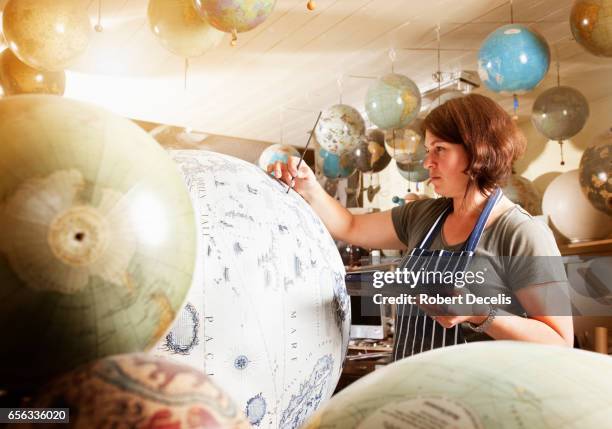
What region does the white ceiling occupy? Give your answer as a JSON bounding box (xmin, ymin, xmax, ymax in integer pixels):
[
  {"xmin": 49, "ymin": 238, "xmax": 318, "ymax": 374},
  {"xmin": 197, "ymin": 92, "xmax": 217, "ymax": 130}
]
[{"xmin": 1, "ymin": 0, "xmax": 611, "ymax": 147}]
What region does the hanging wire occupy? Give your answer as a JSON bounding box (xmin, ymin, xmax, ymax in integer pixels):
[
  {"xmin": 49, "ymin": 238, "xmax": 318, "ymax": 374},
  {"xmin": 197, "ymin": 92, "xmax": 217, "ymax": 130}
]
[
  {"xmin": 95, "ymin": 0, "xmax": 103, "ymax": 32},
  {"xmin": 436, "ymin": 23, "xmax": 441, "ymax": 94},
  {"xmin": 337, "ymin": 74, "xmax": 343, "ymax": 104},
  {"xmin": 510, "ymin": 0, "xmax": 514, "ymax": 24},
  {"xmin": 279, "ymin": 106, "xmax": 285, "ymax": 144},
  {"xmin": 183, "ymin": 58, "xmax": 189, "ymax": 90},
  {"xmin": 389, "ymin": 48, "xmax": 397, "ymax": 73},
  {"xmin": 555, "ymin": 46, "xmax": 565, "ymax": 166}
]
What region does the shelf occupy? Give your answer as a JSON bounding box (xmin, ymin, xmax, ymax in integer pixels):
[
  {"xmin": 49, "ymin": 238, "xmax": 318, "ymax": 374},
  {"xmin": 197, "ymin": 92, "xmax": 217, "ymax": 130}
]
[{"xmin": 558, "ymin": 238, "xmax": 612, "ymax": 256}]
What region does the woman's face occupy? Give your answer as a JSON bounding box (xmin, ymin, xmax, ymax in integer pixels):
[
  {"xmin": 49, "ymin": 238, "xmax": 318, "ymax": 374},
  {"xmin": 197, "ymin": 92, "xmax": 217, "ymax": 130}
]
[{"xmin": 423, "ymin": 130, "xmax": 470, "ymax": 198}]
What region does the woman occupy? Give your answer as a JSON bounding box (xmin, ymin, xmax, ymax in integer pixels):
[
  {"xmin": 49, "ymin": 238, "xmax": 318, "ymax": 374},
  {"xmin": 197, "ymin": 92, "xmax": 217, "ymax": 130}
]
[{"xmin": 270, "ymin": 94, "xmax": 573, "ymax": 358}]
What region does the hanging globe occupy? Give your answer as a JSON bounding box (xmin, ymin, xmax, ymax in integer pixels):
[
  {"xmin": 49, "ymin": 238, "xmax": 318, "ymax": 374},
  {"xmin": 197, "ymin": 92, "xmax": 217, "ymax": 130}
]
[
  {"xmin": 351, "ymin": 129, "xmax": 391, "ymax": 173},
  {"xmin": 0, "ymin": 95, "xmax": 197, "ymax": 390},
  {"xmin": 542, "ymin": 170, "xmax": 612, "ymax": 242},
  {"xmin": 570, "ymin": 0, "xmax": 612, "ymax": 57},
  {"xmin": 193, "ymin": 0, "xmax": 276, "ymax": 40},
  {"xmin": 317, "ymin": 147, "xmax": 356, "ymax": 179},
  {"xmin": 579, "ymin": 129, "xmax": 612, "ymax": 216},
  {"xmin": 302, "ymin": 342, "xmax": 612, "ymax": 429},
  {"xmin": 20, "ymin": 353, "xmax": 251, "ymax": 428},
  {"xmin": 531, "ymin": 86, "xmax": 590, "ymax": 141},
  {"xmin": 477, "ymin": 24, "xmax": 551, "ymax": 94},
  {"xmin": 2, "ymin": 0, "xmax": 92, "ymax": 72},
  {"xmin": 257, "ymin": 143, "xmax": 300, "ymax": 170},
  {"xmin": 0, "ymin": 49, "xmax": 65, "ymax": 95},
  {"xmin": 148, "ymin": 0, "xmax": 225, "ymax": 58},
  {"xmin": 365, "ymin": 73, "xmax": 422, "ymax": 130},
  {"xmin": 427, "ymin": 90, "xmax": 464, "ymax": 113},
  {"xmin": 315, "ymin": 104, "xmax": 365, "ymax": 155},
  {"xmin": 384, "ymin": 119, "xmax": 426, "ymax": 163},
  {"xmin": 397, "ymin": 160, "xmax": 429, "ymax": 183},
  {"xmin": 502, "ymin": 174, "xmax": 542, "ymax": 215}
]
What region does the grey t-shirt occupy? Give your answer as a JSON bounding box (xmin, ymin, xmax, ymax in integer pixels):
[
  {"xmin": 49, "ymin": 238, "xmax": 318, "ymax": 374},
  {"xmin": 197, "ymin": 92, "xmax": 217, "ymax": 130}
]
[{"xmin": 391, "ymin": 197, "xmax": 568, "ymax": 317}]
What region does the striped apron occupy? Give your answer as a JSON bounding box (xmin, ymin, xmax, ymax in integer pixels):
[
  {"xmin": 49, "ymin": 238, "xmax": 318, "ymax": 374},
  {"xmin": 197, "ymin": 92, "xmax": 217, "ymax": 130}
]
[{"xmin": 392, "ymin": 188, "xmax": 503, "ymax": 360}]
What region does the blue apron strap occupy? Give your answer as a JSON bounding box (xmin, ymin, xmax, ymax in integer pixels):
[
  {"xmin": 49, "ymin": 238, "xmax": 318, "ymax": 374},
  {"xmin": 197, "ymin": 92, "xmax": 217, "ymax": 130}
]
[
  {"xmin": 464, "ymin": 188, "xmax": 503, "ymax": 252},
  {"xmin": 417, "ymin": 206, "xmax": 451, "ymax": 249}
]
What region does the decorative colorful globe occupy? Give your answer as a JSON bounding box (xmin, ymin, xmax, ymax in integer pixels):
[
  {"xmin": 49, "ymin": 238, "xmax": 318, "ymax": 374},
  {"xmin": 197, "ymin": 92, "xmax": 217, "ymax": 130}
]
[
  {"xmin": 502, "ymin": 174, "xmax": 542, "ymax": 215},
  {"xmin": 351, "ymin": 129, "xmax": 391, "ymax": 173},
  {"xmin": 384, "ymin": 119, "xmax": 426, "ymax": 163},
  {"xmin": 579, "ymin": 129, "xmax": 612, "ymax": 216},
  {"xmin": 257, "ymin": 143, "xmax": 300, "ymax": 170},
  {"xmin": 315, "ymin": 104, "xmax": 365, "ymax": 155},
  {"xmin": 365, "ymin": 73, "xmax": 422, "ymax": 130},
  {"xmin": 570, "ymin": 0, "xmax": 612, "ymax": 57},
  {"xmin": 478, "ymin": 24, "xmax": 551, "ymax": 94},
  {"xmin": 0, "ymin": 96, "xmax": 197, "ymax": 390},
  {"xmin": 148, "ymin": 0, "xmax": 225, "ymax": 58},
  {"xmin": 2, "ymin": 0, "xmax": 92, "ymax": 72},
  {"xmin": 397, "ymin": 160, "xmax": 429, "ymax": 183},
  {"xmin": 193, "ymin": 0, "xmax": 277, "ymax": 33},
  {"xmin": 318, "ymin": 147, "xmax": 356, "ymax": 178},
  {"xmin": 155, "ymin": 151, "xmax": 350, "ymax": 428},
  {"xmin": 0, "ymin": 49, "xmax": 65, "ymax": 95},
  {"xmin": 542, "ymin": 169, "xmax": 612, "ymax": 242},
  {"xmin": 531, "ymin": 86, "xmax": 590, "ymax": 141},
  {"xmin": 13, "ymin": 354, "xmax": 251, "ymax": 429},
  {"xmin": 303, "ymin": 341, "xmax": 612, "ymax": 429}
]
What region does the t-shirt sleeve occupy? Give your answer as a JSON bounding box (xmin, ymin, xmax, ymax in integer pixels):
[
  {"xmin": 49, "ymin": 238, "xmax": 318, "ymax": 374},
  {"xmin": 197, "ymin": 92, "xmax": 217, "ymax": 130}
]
[
  {"xmin": 503, "ymin": 218, "xmax": 568, "ymax": 291},
  {"xmin": 391, "ymin": 203, "xmax": 413, "ymax": 247}
]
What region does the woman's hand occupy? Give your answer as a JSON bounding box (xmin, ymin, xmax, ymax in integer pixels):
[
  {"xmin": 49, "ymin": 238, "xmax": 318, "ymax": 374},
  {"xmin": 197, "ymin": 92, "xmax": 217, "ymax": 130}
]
[{"xmin": 266, "ymin": 156, "xmax": 320, "ymax": 201}]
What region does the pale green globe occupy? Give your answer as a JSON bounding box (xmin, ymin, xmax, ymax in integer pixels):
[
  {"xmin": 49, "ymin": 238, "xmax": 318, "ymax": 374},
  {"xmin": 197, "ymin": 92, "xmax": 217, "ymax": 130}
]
[
  {"xmin": 304, "ymin": 341, "xmax": 612, "ymax": 429},
  {"xmin": 0, "ymin": 95, "xmax": 197, "ymax": 390},
  {"xmin": 365, "ymin": 73, "xmax": 421, "ymax": 130}
]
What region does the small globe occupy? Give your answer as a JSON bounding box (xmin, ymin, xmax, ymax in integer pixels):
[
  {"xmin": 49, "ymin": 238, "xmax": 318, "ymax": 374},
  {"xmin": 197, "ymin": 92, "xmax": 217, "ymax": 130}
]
[
  {"xmin": 397, "ymin": 160, "xmax": 429, "ymax": 183},
  {"xmin": 303, "ymin": 341, "xmax": 612, "ymax": 429},
  {"xmin": 315, "ymin": 104, "xmax": 365, "ymax": 155},
  {"xmin": 257, "ymin": 143, "xmax": 300, "ymax": 170},
  {"xmin": 148, "ymin": 0, "xmax": 225, "ymax": 58},
  {"xmin": 478, "ymin": 24, "xmax": 550, "ymax": 94},
  {"xmin": 318, "ymin": 147, "xmax": 356, "ymax": 178},
  {"xmin": 2, "ymin": 0, "xmax": 92, "ymax": 71},
  {"xmin": 0, "ymin": 49, "xmax": 65, "ymax": 95},
  {"xmin": 193, "ymin": 0, "xmax": 277, "ymax": 33},
  {"xmin": 0, "ymin": 96, "xmax": 197, "ymax": 390},
  {"xmin": 365, "ymin": 73, "xmax": 422, "ymax": 130},
  {"xmin": 384, "ymin": 119, "xmax": 426, "ymax": 163},
  {"xmin": 11, "ymin": 354, "xmax": 250, "ymax": 429},
  {"xmin": 502, "ymin": 174, "xmax": 543, "ymax": 215},
  {"xmin": 542, "ymin": 169, "xmax": 612, "ymax": 242},
  {"xmin": 579, "ymin": 129, "xmax": 612, "ymax": 215},
  {"xmin": 570, "ymin": 0, "xmax": 612, "ymax": 57},
  {"xmin": 351, "ymin": 129, "xmax": 391, "ymax": 173},
  {"xmin": 531, "ymin": 86, "xmax": 590, "ymax": 141}
]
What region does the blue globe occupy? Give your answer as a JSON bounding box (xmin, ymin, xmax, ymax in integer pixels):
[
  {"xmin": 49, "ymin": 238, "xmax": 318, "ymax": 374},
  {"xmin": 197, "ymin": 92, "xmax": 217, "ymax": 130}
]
[
  {"xmin": 478, "ymin": 24, "xmax": 550, "ymax": 94},
  {"xmin": 318, "ymin": 148, "xmax": 355, "ymax": 179}
]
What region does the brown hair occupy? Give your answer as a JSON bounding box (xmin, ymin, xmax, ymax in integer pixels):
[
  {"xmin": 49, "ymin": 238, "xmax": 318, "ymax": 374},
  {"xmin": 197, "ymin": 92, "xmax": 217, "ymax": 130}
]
[{"xmin": 422, "ymin": 93, "xmax": 526, "ymax": 197}]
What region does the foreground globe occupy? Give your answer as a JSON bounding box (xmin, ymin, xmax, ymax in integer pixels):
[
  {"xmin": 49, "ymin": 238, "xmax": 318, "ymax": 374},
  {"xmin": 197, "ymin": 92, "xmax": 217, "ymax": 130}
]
[
  {"xmin": 10, "ymin": 354, "xmax": 250, "ymax": 429},
  {"xmin": 303, "ymin": 341, "xmax": 612, "ymax": 429},
  {"xmin": 365, "ymin": 73, "xmax": 421, "ymax": 130},
  {"xmin": 315, "ymin": 104, "xmax": 365, "ymax": 155},
  {"xmin": 257, "ymin": 143, "xmax": 300, "ymax": 170},
  {"xmin": 542, "ymin": 169, "xmax": 612, "ymax": 242},
  {"xmin": 579, "ymin": 130, "xmax": 612, "ymax": 215},
  {"xmin": 154, "ymin": 151, "xmax": 351, "ymax": 428},
  {"xmin": 0, "ymin": 96, "xmax": 197, "ymax": 390},
  {"xmin": 502, "ymin": 174, "xmax": 543, "ymax": 215},
  {"xmin": 531, "ymin": 86, "xmax": 590, "ymax": 141},
  {"xmin": 478, "ymin": 24, "xmax": 550, "ymax": 94},
  {"xmin": 570, "ymin": 0, "xmax": 612, "ymax": 57}
]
